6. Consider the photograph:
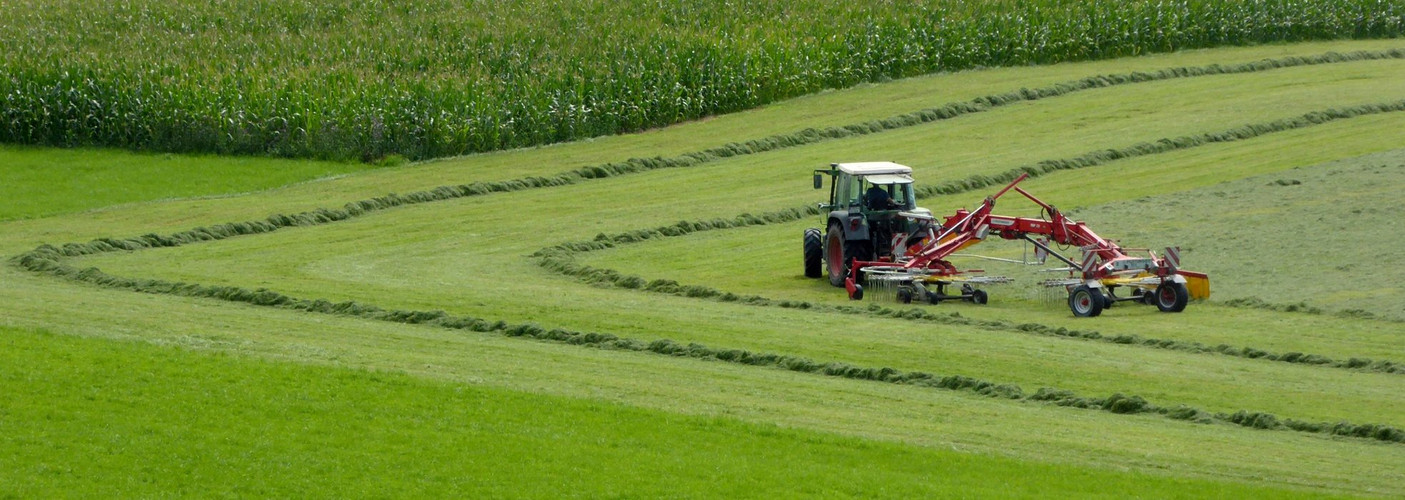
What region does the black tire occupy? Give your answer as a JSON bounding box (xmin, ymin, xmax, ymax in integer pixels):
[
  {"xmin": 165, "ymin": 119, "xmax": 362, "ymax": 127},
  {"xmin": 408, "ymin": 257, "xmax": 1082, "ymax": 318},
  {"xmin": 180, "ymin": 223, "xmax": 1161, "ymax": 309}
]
[
  {"xmin": 1102, "ymin": 288, "xmax": 1115, "ymax": 309},
  {"xmin": 826, "ymin": 222, "xmax": 846, "ymax": 287},
  {"xmin": 803, "ymin": 228, "xmax": 823, "ymax": 278},
  {"xmin": 1140, "ymin": 290, "xmax": 1156, "ymax": 306},
  {"xmin": 897, "ymin": 288, "xmax": 913, "ymax": 304},
  {"xmin": 926, "ymin": 290, "xmax": 942, "ymax": 305},
  {"xmin": 1155, "ymin": 281, "xmax": 1189, "ymax": 313},
  {"xmin": 1068, "ymin": 285, "xmax": 1104, "ymax": 317},
  {"xmin": 851, "ymin": 284, "xmax": 864, "ymax": 301},
  {"xmin": 971, "ymin": 289, "xmax": 988, "ymax": 305}
]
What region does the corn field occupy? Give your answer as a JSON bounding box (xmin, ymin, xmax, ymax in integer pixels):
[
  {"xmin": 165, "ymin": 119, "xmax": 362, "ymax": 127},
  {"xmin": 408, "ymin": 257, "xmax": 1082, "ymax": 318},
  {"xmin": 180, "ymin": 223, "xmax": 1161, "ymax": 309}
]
[{"xmin": 1, "ymin": 0, "xmax": 1402, "ymax": 161}]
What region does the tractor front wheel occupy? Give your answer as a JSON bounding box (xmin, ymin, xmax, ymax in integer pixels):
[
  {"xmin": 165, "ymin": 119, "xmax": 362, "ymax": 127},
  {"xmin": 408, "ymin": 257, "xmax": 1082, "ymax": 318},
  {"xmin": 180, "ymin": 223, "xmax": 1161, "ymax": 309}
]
[
  {"xmin": 1155, "ymin": 281, "xmax": 1189, "ymax": 313},
  {"xmin": 803, "ymin": 228, "xmax": 823, "ymax": 278},
  {"xmin": 1068, "ymin": 285, "xmax": 1104, "ymax": 317}
]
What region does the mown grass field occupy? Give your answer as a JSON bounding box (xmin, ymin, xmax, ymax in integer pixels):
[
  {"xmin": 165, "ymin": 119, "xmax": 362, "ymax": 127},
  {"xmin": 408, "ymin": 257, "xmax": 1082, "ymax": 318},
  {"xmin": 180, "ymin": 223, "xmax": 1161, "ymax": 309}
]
[
  {"xmin": 0, "ymin": 145, "xmax": 380, "ymax": 221},
  {"xmin": 16, "ymin": 326, "xmax": 1310, "ymax": 498},
  {"xmin": 3, "ymin": 40, "xmax": 1404, "ymax": 497}
]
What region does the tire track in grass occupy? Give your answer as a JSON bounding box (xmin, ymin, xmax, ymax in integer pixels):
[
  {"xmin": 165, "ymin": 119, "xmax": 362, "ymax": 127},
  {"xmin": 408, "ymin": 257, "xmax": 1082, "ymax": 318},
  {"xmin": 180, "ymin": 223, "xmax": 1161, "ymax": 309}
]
[
  {"xmin": 11, "ymin": 253, "xmax": 1405, "ymax": 445},
  {"xmin": 530, "ymin": 102, "xmax": 1405, "ymax": 376}
]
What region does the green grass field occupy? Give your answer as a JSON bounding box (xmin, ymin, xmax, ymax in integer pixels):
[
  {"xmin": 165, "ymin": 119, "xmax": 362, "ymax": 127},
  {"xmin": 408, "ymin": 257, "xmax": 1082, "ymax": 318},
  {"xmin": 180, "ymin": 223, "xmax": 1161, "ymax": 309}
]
[
  {"xmin": 0, "ymin": 145, "xmax": 377, "ymax": 221},
  {"xmin": 4, "ymin": 326, "xmax": 1341, "ymax": 498},
  {"xmin": 3, "ymin": 40, "xmax": 1404, "ymax": 497}
]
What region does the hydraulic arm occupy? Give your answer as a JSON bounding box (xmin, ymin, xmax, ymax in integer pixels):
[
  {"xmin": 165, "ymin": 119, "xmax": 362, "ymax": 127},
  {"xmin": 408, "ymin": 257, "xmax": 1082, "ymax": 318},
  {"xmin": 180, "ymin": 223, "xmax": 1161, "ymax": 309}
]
[{"xmin": 846, "ymin": 173, "xmax": 1210, "ymax": 316}]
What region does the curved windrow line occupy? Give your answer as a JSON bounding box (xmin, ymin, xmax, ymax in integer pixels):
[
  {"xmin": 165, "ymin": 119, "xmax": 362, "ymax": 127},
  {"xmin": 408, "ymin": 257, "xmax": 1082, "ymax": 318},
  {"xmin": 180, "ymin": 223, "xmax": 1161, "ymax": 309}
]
[
  {"xmin": 12, "ymin": 48, "xmax": 1405, "ymax": 265},
  {"xmin": 6, "ymin": 52, "xmax": 1405, "ymax": 444},
  {"xmin": 9, "ymin": 263, "xmax": 1403, "ymax": 445},
  {"xmin": 12, "ymin": 50, "xmax": 1401, "ymax": 264},
  {"xmin": 13, "ymin": 102, "xmax": 1405, "ymax": 377},
  {"xmin": 530, "ymin": 102, "xmax": 1405, "ymax": 375},
  {"xmin": 1220, "ymin": 296, "xmax": 1403, "ymax": 323}
]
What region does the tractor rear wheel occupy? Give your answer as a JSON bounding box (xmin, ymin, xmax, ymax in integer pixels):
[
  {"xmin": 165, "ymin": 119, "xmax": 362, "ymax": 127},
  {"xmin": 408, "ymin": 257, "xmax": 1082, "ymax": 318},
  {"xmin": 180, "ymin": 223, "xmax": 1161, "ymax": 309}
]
[
  {"xmin": 826, "ymin": 221, "xmax": 874, "ymax": 287},
  {"xmin": 1068, "ymin": 285, "xmax": 1104, "ymax": 317},
  {"xmin": 826, "ymin": 222, "xmax": 846, "ymax": 287},
  {"xmin": 803, "ymin": 228, "xmax": 823, "ymax": 278},
  {"xmin": 1155, "ymin": 281, "xmax": 1189, "ymax": 313}
]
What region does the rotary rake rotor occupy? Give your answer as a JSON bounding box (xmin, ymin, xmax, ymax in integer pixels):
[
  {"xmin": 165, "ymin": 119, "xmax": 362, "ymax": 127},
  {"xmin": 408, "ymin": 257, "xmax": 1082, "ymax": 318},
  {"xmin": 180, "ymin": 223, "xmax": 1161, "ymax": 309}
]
[{"xmin": 861, "ymin": 268, "xmax": 1013, "ymax": 305}]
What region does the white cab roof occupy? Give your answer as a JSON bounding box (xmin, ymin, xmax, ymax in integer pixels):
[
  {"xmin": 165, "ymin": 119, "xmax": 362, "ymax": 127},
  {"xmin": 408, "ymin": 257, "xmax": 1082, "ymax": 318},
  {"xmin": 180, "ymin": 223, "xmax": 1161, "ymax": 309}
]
[
  {"xmin": 865, "ymin": 173, "xmax": 913, "ymax": 185},
  {"xmin": 834, "ymin": 161, "xmax": 913, "ymax": 176}
]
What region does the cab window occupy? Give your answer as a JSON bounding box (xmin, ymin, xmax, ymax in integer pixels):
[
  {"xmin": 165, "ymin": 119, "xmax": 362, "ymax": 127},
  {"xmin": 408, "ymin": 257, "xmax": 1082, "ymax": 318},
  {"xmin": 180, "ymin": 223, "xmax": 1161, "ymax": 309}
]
[{"xmin": 845, "ymin": 175, "xmax": 863, "ymax": 209}]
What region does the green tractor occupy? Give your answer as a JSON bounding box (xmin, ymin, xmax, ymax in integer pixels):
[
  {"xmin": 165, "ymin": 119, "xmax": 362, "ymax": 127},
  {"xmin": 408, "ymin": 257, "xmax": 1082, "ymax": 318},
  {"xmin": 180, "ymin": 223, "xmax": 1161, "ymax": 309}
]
[{"xmin": 804, "ymin": 162, "xmax": 934, "ymax": 296}]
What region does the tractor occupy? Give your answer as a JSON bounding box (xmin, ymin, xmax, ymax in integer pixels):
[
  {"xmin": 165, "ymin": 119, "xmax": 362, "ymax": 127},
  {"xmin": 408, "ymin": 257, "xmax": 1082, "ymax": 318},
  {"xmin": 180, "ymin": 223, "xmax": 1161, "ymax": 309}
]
[{"xmin": 803, "ymin": 162, "xmax": 934, "ymax": 300}]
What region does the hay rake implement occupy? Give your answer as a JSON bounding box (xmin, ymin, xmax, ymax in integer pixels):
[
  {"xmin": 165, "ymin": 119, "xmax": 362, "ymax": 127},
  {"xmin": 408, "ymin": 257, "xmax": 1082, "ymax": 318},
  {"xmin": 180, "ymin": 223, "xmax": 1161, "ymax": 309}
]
[{"xmin": 805, "ymin": 163, "xmax": 1209, "ymax": 316}]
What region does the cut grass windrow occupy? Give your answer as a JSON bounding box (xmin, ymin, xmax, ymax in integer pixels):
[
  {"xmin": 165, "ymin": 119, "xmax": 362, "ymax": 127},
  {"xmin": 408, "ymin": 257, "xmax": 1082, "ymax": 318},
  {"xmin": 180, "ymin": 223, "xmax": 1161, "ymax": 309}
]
[
  {"xmin": 16, "ymin": 49, "xmax": 1392, "ymax": 225},
  {"xmin": 527, "ymin": 103, "xmax": 1405, "ymax": 375},
  {"xmin": 8, "ymin": 60, "xmax": 1405, "ymax": 450},
  {"xmin": 13, "ymin": 100, "xmax": 1405, "ymax": 379},
  {"xmin": 8, "ymin": 255, "xmax": 1403, "ymax": 446},
  {"xmin": 540, "ymin": 252, "xmax": 1405, "ymax": 377},
  {"xmin": 1221, "ymin": 296, "xmax": 1404, "ymax": 324},
  {"xmin": 8, "ymin": 51, "xmax": 1401, "ymax": 257}
]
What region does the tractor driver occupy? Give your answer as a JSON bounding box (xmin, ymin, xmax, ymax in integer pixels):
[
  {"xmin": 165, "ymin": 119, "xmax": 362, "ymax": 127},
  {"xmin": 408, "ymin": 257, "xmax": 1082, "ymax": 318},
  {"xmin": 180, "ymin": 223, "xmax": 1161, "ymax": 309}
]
[{"xmin": 866, "ymin": 183, "xmax": 900, "ymax": 210}]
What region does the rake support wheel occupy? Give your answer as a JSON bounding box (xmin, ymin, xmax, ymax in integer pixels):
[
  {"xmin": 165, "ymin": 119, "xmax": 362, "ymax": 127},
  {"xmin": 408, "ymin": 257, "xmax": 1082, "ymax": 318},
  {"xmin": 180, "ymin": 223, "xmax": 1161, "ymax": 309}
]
[
  {"xmin": 1068, "ymin": 285, "xmax": 1104, "ymax": 317},
  {"xmin": 1155, "ymin": 281, "xmax": 1189, "ymax": 313}
]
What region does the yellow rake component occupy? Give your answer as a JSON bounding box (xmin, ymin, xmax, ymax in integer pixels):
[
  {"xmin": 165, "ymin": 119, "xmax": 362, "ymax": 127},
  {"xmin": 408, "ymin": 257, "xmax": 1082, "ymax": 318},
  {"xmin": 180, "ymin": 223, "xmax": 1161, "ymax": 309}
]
[
  {"xmin": 919, "ymin": 275, "xmax": 1013, "ymax": 285},
  {"xmin": 1096, "ymin": 271, "xmax": 1211, "ymax": 300},
  {"xmin": 1180, "ymin": 271, "xmax": 1211, "ymax": 300}
]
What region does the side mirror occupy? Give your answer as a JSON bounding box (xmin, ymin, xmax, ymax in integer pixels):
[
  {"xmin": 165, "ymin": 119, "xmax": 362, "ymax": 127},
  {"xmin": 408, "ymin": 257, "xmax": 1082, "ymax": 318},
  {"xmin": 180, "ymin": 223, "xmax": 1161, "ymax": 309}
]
[{"xmin": 813, "ymin": 173, "xmax": 823, "ymax": 189}]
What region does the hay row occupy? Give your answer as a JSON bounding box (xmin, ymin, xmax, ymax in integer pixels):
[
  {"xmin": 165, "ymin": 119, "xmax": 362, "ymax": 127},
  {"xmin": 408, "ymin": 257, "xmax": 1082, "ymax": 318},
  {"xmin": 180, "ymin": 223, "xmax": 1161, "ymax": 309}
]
[
  {"xmin": 22, "ymin": 49, "xmax": 1404, "ymax": 262},
  {"xmin": 531, "ymin": 101, "xmax": 1405, "ymax": 375},
  {"xmin": 13, "ymin": 258, "xmax": 1404, "ymax": 444}
]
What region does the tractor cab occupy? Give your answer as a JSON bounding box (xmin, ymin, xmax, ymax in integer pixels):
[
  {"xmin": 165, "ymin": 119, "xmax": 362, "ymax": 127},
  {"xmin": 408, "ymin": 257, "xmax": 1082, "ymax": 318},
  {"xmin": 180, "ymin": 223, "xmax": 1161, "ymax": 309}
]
[{"xmin": 814, "ymin": 162, "xmax": 917, "ymax": 215}]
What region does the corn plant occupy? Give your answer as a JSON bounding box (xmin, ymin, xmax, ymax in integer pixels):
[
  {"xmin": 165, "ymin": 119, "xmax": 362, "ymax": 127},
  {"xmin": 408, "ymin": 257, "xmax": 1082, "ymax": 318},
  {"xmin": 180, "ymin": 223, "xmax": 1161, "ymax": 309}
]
[{"xmin": 0, "ymin": 0, "xmax": 1401, "ymax": 161}]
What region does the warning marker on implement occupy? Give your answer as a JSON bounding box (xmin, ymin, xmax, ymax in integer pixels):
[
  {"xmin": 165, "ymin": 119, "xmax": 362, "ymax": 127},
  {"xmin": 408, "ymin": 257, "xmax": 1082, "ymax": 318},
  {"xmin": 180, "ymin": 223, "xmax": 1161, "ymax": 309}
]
[{"xmin": 1081, "ymin": 251, "xmax": 1099, "ymax": 273}]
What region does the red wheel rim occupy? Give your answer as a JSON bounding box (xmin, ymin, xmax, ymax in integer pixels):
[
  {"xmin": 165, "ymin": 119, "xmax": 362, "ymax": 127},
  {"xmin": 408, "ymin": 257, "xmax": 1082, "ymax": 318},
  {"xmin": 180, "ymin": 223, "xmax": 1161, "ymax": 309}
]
[{"xmin": 828, "ymin": 234, "xmax": 843, "ymax": 276}]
